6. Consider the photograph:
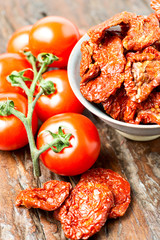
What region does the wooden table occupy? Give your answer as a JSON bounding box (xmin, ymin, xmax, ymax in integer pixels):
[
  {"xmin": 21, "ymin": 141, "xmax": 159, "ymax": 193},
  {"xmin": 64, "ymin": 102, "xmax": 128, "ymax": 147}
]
[{"xmin": 0, "ymin": 0, "xmax": 159, "ymax": 239}]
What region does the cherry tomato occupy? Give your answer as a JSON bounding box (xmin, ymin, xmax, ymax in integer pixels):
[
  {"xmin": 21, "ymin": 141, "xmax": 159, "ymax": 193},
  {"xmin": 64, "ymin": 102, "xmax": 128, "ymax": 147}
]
[
  {"xmin": 7, "ymin": 25, "xmax": 32, "ymax": 54},
  {"xmin": 35, "ymin": 69, "xmax": 84, "ymax": 122},
  {"xmin": 0, "ymin": 93, "xmax": 38, "ymax": 150},
  {"xmin": 29, "ymin": 16, "xmax": 80, "ymax": 68},
  {"xmin": 0, "ymin": 53, "xmax": 33, "ymax": 95},
  {"xmin": 36, "ymin": 113, "xmax": 100, "ymax": 176}
]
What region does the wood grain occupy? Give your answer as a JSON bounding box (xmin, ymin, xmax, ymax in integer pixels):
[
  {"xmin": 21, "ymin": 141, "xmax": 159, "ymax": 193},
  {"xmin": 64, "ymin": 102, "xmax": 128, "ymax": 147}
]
[{"xmin": 0, "ymin": 0, "xmax": 160, "ymax": 239}]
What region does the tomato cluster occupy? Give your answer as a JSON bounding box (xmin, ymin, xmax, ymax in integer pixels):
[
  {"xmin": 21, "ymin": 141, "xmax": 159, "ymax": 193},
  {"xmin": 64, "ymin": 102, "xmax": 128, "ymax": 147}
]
[{"xmin": 0, "ymin": 16, "xmax": 100, "ymax": 176}]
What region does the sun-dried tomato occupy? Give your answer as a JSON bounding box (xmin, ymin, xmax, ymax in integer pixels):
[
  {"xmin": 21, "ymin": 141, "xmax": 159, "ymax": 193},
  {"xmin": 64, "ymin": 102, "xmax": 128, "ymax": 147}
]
[
  {"xmin": 135, "ymin": 91, "xmax": 160, "ymax": 124},
  {"xmin": 151, "ymin": 0, "xmax": 160, "ymax": 19},
  {"xmin": 102, "ymin": 86, "xmax": 137, "ymax": 123},
  {"xmin": 56, "ymin": 179, "xmax": 114, "ymax": 239},
  {"xmin": 80, "ymin": 168, "xmax": 131, "ymax": 219},
  {"xmin": 123, "ymin": 14, "xmax": 160, "ymax": 51},
  {"xmin": 80, "ymin": 4, "xmax": 160, "ymax": 126},
  {"xmin": 124, "ymin": 47, "xmax": 160, "ymax": 103},
  {"xmin": 80, "ymin": 34, "xmax": 125, "ymax": 103},
  {"xmin": 55, "ymin": 168, "xmax": 131, "ymax": 239},
  {"xmin": 15, "ymin": 180, "xmax": 72, "ymax": 211},
  {"xmin": 88, "ymin": 11, "xmax": 136, "ymax": 44},
  {"xmin": 103, "ymin": 85, "xmax": 160, "ymax": 124}
]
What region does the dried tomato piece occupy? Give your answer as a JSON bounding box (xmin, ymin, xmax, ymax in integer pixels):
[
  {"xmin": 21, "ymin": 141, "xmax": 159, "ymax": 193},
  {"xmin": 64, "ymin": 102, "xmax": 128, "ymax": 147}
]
[
  {"xmin": 93, "ymin": 34, "xmax": 126, "ymax": 74},
  {"xmin": 124, "ymin": 47, "xmax": 160, "ymax": 103},
  {"xmin": 80, "ymin": 41, "xmax": 101, "ymax": 83},
  {"xmin": 102, "ymin": 86, "xmax": 137, "ymax": 122},
  {"xmin": 80, "ymin": 73, "xmax": 124, "ymax": 103},
  {"xmin": 136, "ymin": 109, "xmax": 160, "ymax": 124},
  {"xmin": 123, "ymin": 14, "xmax": 160, "ymax": 51},
  {"xmin": 80, "ymin": 41, "xmax": 96, "ymax": 78},
  {"xmin": 80, "ymin": 168, "xmax": 131, "ymax": 219},
  {"xmin": 80, "ymin": 35, "xmax": 125, "ymax": 103},
  {"xmin": 151, "ymin": 0, "xmax": 160, "ymax": 19},
  {"xmin": 135, "ymin": 91, "xmax": 160, "ymax": 124},
  {"xmin": 123, "ymin": 99, "xmax": 138, "ymax": 123},
  {"xmin": 88, "ymin": 11, "xmax": 136, "ymax": 43},
  {"xmin": 56, "ymin": 180, "xmax": 114, "ymax": 239},
  {"xmin": 15, "ymin": 180, "xmax": 72, "ymax": 211}
]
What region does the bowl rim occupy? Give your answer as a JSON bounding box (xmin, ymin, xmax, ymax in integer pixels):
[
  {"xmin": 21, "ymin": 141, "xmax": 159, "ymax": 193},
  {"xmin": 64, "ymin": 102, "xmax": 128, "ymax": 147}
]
[{"xmin": 68, "ymin": 33, "xmax": 160, "ymax": 130}]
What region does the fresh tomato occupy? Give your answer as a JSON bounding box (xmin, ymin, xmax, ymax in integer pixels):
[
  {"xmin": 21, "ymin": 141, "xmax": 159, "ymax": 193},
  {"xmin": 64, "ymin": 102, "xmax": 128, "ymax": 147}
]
[
  {"xmin": 0, "ymin": 93, "xmax": 38, "ymax": 150},
  {"xmin": 0, "ymin": 53, "xmax": 33, "ymax": 95},
  {"xmin": 7, "ymin": 25, "xmax": 32, "ymax": 54},
  {"xmin": 36, "ymin": 113, "xmax": 100, "ymax": 176},
  {"xmin": 35, "ymin": 69, "xmax": 84, "ymax": 122},
  {"xmin": 29, "ymin": 16, "xmax": 80, "ymax": 68}
]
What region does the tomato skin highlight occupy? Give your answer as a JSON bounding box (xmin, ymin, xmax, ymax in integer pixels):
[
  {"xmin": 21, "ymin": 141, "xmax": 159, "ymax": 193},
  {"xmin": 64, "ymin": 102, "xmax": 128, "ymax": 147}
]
[
  {"xmin": 36, "ymin": 113, "xmax": 101, "ymax": 176},
  {"xmin": 29, "ymin": 16, "xmax": 80, "ymax": 68},
  {"xmin": 0, "ymin": 93, "xmax": 38, "ymax": 151},
  {"xmin": 0, "ymin": 53, "xmax": 33, "ymax": 95},
  {"xmin": 7, "ymin": 25, "xmax": 32, "ymax": 54},
  {"xmin": 35, "ymin": 69, "xmax": 84, "ymax": 122}
]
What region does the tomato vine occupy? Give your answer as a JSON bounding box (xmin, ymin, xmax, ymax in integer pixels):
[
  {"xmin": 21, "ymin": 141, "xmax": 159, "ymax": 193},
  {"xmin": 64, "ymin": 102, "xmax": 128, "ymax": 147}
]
[{"xmin": 0, "ymin": 52, "xmax": 72, "ymax": 177}]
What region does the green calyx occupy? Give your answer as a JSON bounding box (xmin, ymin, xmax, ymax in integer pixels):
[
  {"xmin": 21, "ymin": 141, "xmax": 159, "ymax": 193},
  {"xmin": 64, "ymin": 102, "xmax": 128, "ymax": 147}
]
[
  {"xmin": 40, "ymin": 126, "xmax": 72, "ymax": 153},
  {"xmin": 7, "ymin": 70, "xmax": 32, "ymax": 85},
  {"xmin": 40, "ymin": 80, "xmax": 55, "ymax": 95},
  {"xmin": 23, "ymin": 51, "xmax": 37, "ymax": 64},
  {"xmin": 37, "ymin": 53, "xmax": 59, "ymax": 65},
  {"xmin": 0, "ymin": 100, "xmax": 14, "ymax": 116}
]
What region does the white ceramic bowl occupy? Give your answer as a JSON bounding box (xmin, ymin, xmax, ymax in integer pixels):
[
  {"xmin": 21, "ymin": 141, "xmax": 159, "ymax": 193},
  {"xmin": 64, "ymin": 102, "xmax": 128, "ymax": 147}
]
[{"xmin": 67, "ymin": 34, "xmax": 160, "ymax": 141}]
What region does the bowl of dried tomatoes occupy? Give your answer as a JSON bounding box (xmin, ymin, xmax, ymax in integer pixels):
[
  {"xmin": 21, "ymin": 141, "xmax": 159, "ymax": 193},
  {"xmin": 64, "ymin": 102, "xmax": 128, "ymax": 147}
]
[{"xmin": 68, "ymin": 7, "xmax": 160, "ymax": 141}]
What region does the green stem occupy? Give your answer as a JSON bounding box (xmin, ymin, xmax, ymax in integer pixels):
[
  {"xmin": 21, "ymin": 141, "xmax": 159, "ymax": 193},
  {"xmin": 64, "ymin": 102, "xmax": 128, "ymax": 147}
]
[
  {"xmin": 5, "ymin": 53, "xmax": 59, "ymax": 178},
  {"xmin": 38, "ymin": 139, "xmax": 64, "ymax": 155},
  {"xmin": 10, "ymin": 107, "xmax": 41, "ymax": 176},
  {"xmin": 17, "ymin": 78, "xmax": 30, "ymax": 96},
  {"xmin": 27, "ymin": 54, "xmax": 38, "ymax": 78},
  {"xmin": 9, "ymin": 63, "xmax": 48, "ymax": 177},
  {"xmin": 30, "ymin": 62, "xmax": 46, "ymax": 95},
  {"xmin": 32, "ymin": 89, "xmax": 44, "ymax": 109},
  {"xmin": 9, "ymin": 107, "xmax": 26, "ymax": 121},
  {"xmin": 27, "ymin": 62, "xmax": 47, "ymax": 134},
  {"xmin": 25, "ymin": 120, "xmax": 41, "ymax": 177}
]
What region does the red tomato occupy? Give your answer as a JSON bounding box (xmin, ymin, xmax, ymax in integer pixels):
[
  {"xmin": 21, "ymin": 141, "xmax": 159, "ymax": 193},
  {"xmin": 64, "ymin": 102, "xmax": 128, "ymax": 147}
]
[
  {"xmin": 0, "ymin": 93, "xmax": 38, "ymax": 150},
  {"xmin": 35, "ymin": 69, "xmax": 84, "ymax": 122},
  {"xmin": 29, "ymin": 16, "xmax": 80, "ymax": 68},
  {"xmin": 36, "ymin": 113, "xmax": 100, "ymax": 176},
  {"xmin": 7, "ymin": 25, "xmax": 32, "ymax": 54},
  {"xmin": 0, "ymin": 53, "xmax": 33, "ymax": 95}
]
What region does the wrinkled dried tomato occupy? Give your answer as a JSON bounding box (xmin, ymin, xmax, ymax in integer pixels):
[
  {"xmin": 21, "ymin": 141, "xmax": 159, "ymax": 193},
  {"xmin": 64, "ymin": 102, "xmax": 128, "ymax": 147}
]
[
  {"xmin": 16, "ymin": 180, "xmax": 72, "ymax": 211},
  {"xmin": 123, "ymin": 14, "xmax": 160, "ymax": 51},
  {"xmin": 151, "ymin": 0, "xmax": 160, "ymax": 19},
  {"xmin": 56, "ymin": 179, "xmax": 114, "ymax": 239},
  {"xmin": 80, "ymin": 168, "xmax": 131, "ymax": 219},
  {"xmin": 56, "ymin": 168, "xmax": 131, "ymax": 239},
  {"xmin": 80, "ymin": 34, "xmax": 125, "ymax": 103},
  {"xmin": 124, "ymin": 47, "xmax": 160, "ymax": 103},
  {"xmin": 135, "ymin": 91, "xmax": 160, "ymax": 124},
  {"xmin": 88, "ymin": 11, "xmax": 136, "ymax": 43},
  {"xmin": 102, "ymin": 86, "xmax": 138, "ymax": 123}
]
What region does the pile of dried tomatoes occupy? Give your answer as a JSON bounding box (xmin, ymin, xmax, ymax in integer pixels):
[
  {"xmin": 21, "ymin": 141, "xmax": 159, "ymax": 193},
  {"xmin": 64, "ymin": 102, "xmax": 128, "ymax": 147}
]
[
  {"xmin": 80, "ymin": 0, "xmax": 160, "ymax": 125},
  {"xmin": 16, "ymin": 168, "xmax": 131, "ymax": 240}
]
